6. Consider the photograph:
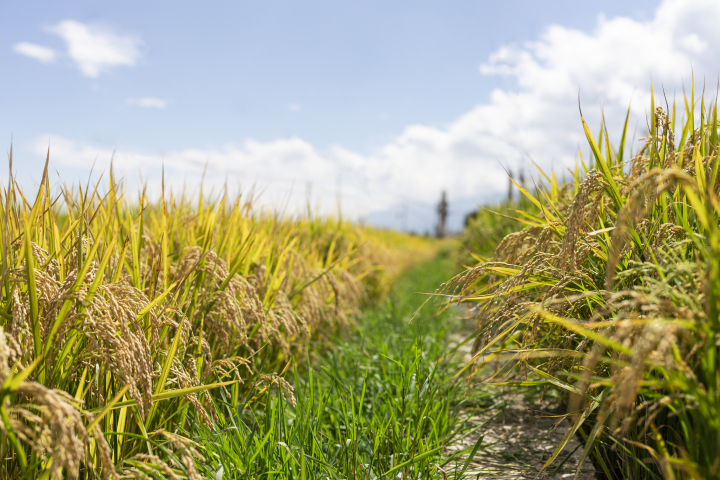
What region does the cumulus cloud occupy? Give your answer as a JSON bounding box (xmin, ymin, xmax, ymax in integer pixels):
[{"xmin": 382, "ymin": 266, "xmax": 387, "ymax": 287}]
[
  {"xmin": 12, "ymin": 42, "xmax": 57, "ymax": 63},
  {"xmin": 358, "ymin": 0, "xmax": 720, "ymax": 208},
  {"xmin": 125, "ymin": 97, "xmax": 167, "ymax": 109},
  {"xmin": 47, "ymin": 20, "xmax": 141, "ymax": 77},
  {"xmin": 35, "ymin": 135, "xmax": 154, "ymax": 175},
  {"xmin": 13, "ymin": 20, "xmax": 141, "ymax": 77},
  {"xmin": 27, "ymin": 0, "xmax": 720, "ymax": 230},
  {"xmin": 33, "ymin": 135, "xmax": 359, "ymax": 213}
]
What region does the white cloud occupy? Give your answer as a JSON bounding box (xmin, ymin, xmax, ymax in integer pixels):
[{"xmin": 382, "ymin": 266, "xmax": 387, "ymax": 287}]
[
  {"xmin": 125, "ymin": 97, "xmax": 167, "ymax": 109},
  {"xmin": 365, "ymin": 0, "xmax": 720, "ymax": 205},
  {"xmin": 680, "ymin": 33, "xmax": 708, "ymax": 53},
  {"xmin": 288, "ymin": 103, "xmax": 301, "ymax": 112},
  {"xmin": 32, "ymin": 135, "xmax": 356, "ymax": 213},
  {"xmin": 46, "ymin": 20, "xmax": 141, "ymax": 77},
  {"xmin": 25, "ymin": 0, "xmax": 720, "ymax": 230},
  {"xmin": 37, "ymin": 135, "xmax": 156, "ymax": 171},
  {"xmin": 12, "ymin": 42, "xmax": 57, "ymax": 63}
]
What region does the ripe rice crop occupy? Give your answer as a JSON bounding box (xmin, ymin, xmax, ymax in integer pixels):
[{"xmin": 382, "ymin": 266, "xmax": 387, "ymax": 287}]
[
  {"xmin": 460, "ymin": 197, "xmax": 532, "ymax": 267},
  {"xmin": 447, "ymin": 85, "xmax": 720, "ymax": 479},
  {"xmin": 0, "ymin": 158, "xmax": 434, "ymax": 479}
]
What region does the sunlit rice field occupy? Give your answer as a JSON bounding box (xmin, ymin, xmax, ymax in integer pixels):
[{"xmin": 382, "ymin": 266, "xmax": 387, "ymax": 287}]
[
  {"xmin": 0, "ymin": 160, "xmax": 436, "ymax": 479},
  {"xmin": 450, "ymin": 85, "xmax": 720, "ymax": 479},
  {"xmin": 7, "ymin": 81, "xmax": 720, "ymax": 480}
]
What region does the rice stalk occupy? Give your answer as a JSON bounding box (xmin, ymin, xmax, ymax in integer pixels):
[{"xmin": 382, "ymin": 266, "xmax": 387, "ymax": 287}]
[
  {"xmin": 449, "ymin": 84, "xmax": 720, "ymax": 479},
  {"xmin": 0, "ymin": 164, "xmax": 433, "ymax": 478}
]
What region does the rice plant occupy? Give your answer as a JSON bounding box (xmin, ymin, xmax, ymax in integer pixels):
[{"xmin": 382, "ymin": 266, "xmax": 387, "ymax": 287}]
[
  {"xmin": 0, "ymin": 159, "xmax": 434, "ymax": 479},
  {"xmin": 460, "ymin": 197, "xmax": 532, "ymax": 269},
  {"xmin": 447, "ymin": 84, "xmax": 720, "ymax": 478}
]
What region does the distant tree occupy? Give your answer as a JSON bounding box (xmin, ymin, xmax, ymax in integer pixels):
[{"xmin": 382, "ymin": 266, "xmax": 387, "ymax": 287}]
[{"xmin": 435, "ymin": 191, "xmax": 449, "ymax": 238}]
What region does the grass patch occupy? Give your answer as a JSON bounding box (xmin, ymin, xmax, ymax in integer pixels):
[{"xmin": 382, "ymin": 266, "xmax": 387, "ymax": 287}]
[{"xmin": 191, "ymin": 248, "xmax": 488, "ymax": 479}]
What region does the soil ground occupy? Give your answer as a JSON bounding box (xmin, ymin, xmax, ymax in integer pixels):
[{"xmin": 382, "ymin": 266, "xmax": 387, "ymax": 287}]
[{"xmin": 446, "ymin": 331, "xmax": 597, "ymax": 479}]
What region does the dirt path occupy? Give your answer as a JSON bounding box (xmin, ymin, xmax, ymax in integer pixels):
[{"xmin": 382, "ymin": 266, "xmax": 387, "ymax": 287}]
[{"xmin": 446, "ymin": 332, "xmax": 596, "ymax": 479}]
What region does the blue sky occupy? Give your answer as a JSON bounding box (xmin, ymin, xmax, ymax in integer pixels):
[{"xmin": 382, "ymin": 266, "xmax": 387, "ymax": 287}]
[{"xmin": 1, "ymin": 0, "xmax": 717, "ymax": 232}]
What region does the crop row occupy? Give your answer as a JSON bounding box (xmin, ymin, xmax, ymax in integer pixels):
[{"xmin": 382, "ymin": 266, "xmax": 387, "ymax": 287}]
[{"xmin": 0, "ymin": 162, "xmax": 433, "ymax": 479}]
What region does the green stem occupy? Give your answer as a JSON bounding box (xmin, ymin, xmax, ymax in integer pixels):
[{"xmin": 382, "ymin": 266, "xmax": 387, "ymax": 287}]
[{"xmin": 1, "ymin": 404, "xmax": 27, "ymax": 471}]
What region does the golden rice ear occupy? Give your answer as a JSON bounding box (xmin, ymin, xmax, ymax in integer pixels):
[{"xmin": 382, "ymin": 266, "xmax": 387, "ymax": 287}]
[
  {"xmin": 92, "ymin": 424, "xmax": 117, "ymax": 480},
  {"xmin": 153, "ymin": 429, "xmax": 205, "ymax": 480},
  {"xmin": 449, "ymin": 83, "xmax": 720, "ymax": 477},
  {"xmin": 0, "ymin": 147, "xmax": 420, "ymax": 477},
  {"xmin": 122, "ymin": 453, "xmax": 180, "ymax": 480},
  {"xmin": 2, "ymin": 382, "xmax": 91, "ymax": 479}
]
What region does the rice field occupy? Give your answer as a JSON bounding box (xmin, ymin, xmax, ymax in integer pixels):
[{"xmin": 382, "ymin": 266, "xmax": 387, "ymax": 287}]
[
  {"xmin": 451, "ymin": 86, "xmax": 720, "ymax": 478},
  {"xmin": 5, "ymin": 83, "xmax": 720, "ymax": 480},
  {"xmin": 0, "ymin": 159, "xmax": 438, "ymax": 479}
]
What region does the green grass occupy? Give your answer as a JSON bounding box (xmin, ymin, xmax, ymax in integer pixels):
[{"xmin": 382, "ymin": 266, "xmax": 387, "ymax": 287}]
[{"xmin": 189, "ymin": 249, "xmax": 489, "ymax": 479}]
